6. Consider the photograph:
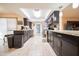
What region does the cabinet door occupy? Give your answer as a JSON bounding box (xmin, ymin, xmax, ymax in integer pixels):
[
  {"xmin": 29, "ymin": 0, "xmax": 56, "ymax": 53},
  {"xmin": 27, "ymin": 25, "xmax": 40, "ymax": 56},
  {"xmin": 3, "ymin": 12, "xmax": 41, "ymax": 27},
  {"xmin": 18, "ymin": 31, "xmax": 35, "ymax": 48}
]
[
  {"xmin": 50, "ymin": 32, "xmax": 54, "ymax": 48},
  {"xmin": 14, "ymin": 35, "xmax": 23, "ymax": 48},
  {"xmin": 47, "ymin": 31, "xmax": 51, "ymax": 42},
  {"xmin": 53, "ymin": 11, "xmax": 59, "ymax": 23},
  {"xmin": 53, "ymin": 33, "xmax": 62, "ymax": 56},
  {"xmin": 62, "ymin": 39, "xmax": 78, "ymax": 56}
]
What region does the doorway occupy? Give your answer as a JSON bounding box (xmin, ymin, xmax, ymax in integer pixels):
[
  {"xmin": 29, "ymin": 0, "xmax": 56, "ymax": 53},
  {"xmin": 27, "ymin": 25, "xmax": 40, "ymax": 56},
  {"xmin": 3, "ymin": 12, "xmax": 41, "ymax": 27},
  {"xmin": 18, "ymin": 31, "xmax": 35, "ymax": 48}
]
[{"xmin": 34, "ymin": 23, "xmax": 42, "ymax": 36}]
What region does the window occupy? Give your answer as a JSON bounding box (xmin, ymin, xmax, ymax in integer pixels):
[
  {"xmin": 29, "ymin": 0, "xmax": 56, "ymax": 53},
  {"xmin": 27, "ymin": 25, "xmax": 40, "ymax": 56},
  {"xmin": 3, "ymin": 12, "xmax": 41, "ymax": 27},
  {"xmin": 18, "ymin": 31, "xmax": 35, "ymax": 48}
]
[{"xmin": 0, "ymin": 18, "xmax": 17, "ymax": 35}]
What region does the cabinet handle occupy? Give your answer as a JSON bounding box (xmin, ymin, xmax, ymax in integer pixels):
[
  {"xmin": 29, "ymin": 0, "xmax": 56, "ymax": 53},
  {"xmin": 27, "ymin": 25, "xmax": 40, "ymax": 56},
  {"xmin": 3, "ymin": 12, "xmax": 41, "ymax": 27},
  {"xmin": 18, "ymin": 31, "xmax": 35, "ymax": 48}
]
[{"xmin": 57, "ymin": 34, "xmax": 62, "ymax": 37}]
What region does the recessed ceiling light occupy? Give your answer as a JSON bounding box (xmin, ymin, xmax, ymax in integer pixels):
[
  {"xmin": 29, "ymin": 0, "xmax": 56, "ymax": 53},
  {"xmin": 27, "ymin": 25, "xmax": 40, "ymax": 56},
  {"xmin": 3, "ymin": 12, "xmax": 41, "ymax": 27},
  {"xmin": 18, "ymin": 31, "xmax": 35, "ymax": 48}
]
[{"xmin": 33, "ymin": 8, "xmax": 41, "ymax": 18}]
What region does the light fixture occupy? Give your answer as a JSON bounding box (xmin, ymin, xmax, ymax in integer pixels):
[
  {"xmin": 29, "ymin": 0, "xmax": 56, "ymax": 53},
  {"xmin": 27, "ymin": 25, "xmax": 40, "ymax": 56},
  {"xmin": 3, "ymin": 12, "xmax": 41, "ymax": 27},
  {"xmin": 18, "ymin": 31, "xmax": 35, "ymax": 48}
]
[
  {"xmin": 33, "ymin": 8, "xmax": 41, "ymax": 18},
  {"xmin": 73, "ymin": 3, "xmax": 79, "ymax": 8}
]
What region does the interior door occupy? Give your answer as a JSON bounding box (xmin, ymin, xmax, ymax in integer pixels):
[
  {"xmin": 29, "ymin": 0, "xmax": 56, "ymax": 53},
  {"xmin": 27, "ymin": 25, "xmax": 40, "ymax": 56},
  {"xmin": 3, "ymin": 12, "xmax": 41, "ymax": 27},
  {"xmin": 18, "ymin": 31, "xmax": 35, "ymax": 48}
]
[{"xmin": 36, "ymin": 24, "xmax": 40, "ymax": 33}]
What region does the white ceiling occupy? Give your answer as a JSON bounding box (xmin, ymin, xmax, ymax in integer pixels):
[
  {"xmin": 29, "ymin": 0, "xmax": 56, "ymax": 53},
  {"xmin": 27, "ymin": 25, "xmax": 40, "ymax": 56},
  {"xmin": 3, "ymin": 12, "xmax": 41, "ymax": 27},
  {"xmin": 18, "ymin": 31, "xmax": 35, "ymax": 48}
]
[{"xmin": 0, "ymin": 3, "xmax": 70, "ymax": 21}]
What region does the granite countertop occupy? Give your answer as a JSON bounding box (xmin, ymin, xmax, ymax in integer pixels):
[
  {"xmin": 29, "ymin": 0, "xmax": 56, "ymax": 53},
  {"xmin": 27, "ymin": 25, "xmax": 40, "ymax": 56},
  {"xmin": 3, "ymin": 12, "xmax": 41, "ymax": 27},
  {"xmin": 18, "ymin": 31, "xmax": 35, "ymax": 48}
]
[{"xmin": 48, "ymin": 30, "xmax": 79, "ymax": 37}]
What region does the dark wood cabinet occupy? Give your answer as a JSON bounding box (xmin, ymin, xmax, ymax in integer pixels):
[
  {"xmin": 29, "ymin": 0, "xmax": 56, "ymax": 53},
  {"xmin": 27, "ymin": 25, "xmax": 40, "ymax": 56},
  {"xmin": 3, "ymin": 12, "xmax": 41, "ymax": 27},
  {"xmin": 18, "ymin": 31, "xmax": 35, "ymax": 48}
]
[
  {"xmin": 24, "ymin": 18, "xmax": 32, "ymax": 29},
  {"xmin": 50, "ymin": 32, "xmax": 54, "ymax": 48},
  {"xmin": 53, "ymin": 11, "xmax": 59, "ymax": 23},
  {"xmin": 29, "ymin": 22, "xmax": 32, "ymax": 29},
  {"xmin": 53, "ymin": 36, "xmax": 60, "ymax": 55},
  {"xmin": 24, "ymin": 18, "xmax": 29, "ymax": 26},
  {"xmin": 14, "ymin": 30, "xmax": 33, "ymax": 48},
  {"xmin": 47, "ymin": 31, "xmax": 51, "ymax": 42},
  {"xmin": 47, "ymin": 31, "xmax": 79, "ymax": 56},
  {"xmin": 45, "ymin": 11, "xmax": 59, "ymax": 30},
  {"xmin": 48, "ymin": 31, "xmax": 54, "ymax": 48},
  {"xmin": 47, "ymin": 31, "xmax": 62, "ymax": 55},
  {"xmin": 46, "ymin": 11, "xmax": 59, "ymax": 24},
  {"xmin": 53, "ymin": 32, "xmax": 62, "ymax": 56},
  {"xmin": 61, "ymin": 35, "xmax": 79, "ymax": 56},
  {"xmin": 62, "ymin": 39, "xmax": 78, "ymax": 56}
]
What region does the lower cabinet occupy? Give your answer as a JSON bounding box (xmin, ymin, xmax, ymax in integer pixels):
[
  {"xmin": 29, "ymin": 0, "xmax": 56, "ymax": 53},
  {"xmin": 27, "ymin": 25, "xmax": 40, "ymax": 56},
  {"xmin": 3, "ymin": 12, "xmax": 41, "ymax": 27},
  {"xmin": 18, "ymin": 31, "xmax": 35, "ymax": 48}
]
[
  {"xmin": 13, "ymin": 30, "xmax": 33, "ymax": 48},
  {"xmin": 14, "ymin": 35, "xmax": 23, "ymax": 48},
  {"xmin": 62, "ymin": 39, "xmax": 78, "ymax": 56},
  {"xmin": 53, "ymin": 33, "xmax": 62, "ymax": 56},
  {"xmin": 50, "ymin": 32, "xmax": 54, "ymax": 48},
  {"xmin": 47, "ymin": 31, "xmax": 79, "ymax": 56},
  {"xmin": 47, "ymin": 31, "xmax": 54, "ymax": 48},
  {"xmin": 47, "ymin": 31, "xmax": 51, "ymax": 42}
]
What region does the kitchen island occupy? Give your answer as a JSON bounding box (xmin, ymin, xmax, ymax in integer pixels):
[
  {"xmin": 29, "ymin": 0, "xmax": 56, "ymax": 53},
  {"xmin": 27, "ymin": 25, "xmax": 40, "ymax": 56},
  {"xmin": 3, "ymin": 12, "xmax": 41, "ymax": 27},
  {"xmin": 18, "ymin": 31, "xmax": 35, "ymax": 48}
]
[
  {"xmin": 14, "ymin": 29, "xmax": 33, "ymax": 48},
  {"xmin": 7, "ymin": 29, "xmax": 33, "ymax": 48},
  {"xmin": 47, "ymin": 30, "xmax": 79, "ymax": 56}
]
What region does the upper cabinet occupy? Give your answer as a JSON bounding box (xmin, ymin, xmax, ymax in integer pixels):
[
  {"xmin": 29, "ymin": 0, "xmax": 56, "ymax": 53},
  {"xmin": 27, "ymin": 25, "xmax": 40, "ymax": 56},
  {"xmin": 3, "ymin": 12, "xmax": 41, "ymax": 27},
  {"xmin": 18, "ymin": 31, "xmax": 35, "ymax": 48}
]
[
  {"xmin": 23, "ymin": 18, "xmax": 32, "ymax": 29},
  {"xmin": 45, "ymin": 11, "xmax": 59, "ymax": 30},
  {"xmin": 53, "ymin": 11, "xmax": 59, "ymax": 23},
  {"xmin": 24, "ymin": 18, "xmax": 29, "ymax": 26},
  {"xmin": 46, "ymin": 11, "xmax": 59, "ymax": 24}
]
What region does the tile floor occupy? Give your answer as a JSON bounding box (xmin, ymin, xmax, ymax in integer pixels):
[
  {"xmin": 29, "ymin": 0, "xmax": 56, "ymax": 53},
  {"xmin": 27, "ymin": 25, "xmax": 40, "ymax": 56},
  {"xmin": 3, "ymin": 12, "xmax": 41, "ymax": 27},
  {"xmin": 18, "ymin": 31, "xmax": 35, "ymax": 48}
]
[{"xmin": 0, "ymin": 35, "xmax": 56, "ymax": 56}]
